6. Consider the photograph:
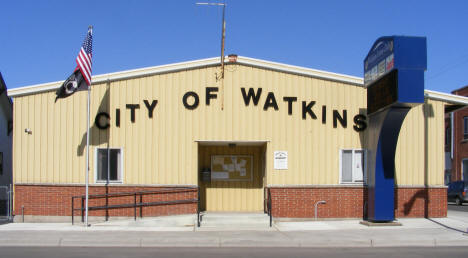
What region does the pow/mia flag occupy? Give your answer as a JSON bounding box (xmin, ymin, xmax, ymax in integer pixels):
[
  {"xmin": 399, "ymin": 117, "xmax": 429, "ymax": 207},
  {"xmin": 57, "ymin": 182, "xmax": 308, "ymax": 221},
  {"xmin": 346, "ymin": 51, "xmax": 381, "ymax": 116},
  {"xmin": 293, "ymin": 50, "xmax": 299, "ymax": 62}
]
[
  {"xmin": 55, "ymin": 69, "xmax": 88, "ymax": 102},
  {"xmin": 55, "ymin": 26, "xmax": 93, "ymax": 102}
]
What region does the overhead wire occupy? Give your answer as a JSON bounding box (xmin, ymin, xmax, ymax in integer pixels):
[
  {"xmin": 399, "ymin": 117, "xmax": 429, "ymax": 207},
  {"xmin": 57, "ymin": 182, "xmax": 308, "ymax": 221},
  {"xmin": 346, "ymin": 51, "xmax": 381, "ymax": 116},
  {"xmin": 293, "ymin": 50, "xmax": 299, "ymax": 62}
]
[{"xmin": 427, "ymin": 52, "xmax": 468, "ymax": 81}]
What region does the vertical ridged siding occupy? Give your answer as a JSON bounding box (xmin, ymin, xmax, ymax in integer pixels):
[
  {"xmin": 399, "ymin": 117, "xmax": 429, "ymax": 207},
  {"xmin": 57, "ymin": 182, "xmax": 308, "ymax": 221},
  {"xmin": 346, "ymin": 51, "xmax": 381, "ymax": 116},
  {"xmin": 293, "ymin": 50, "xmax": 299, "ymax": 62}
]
[
  {"xmin": 395, "ymin": 99, "xmax": 445, "ymax": 186},
  {"xmin": 13, "ymin": 64, "xmax": 445, "ymax": 211}
]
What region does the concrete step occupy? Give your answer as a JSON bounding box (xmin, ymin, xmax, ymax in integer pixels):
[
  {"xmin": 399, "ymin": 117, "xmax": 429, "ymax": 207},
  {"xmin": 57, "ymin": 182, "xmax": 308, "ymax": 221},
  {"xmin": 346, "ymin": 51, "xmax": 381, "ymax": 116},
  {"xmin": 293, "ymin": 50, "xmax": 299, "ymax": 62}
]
[{"xmin": 199, "ymin": 212, "xmax": 271, "ymax": 228}]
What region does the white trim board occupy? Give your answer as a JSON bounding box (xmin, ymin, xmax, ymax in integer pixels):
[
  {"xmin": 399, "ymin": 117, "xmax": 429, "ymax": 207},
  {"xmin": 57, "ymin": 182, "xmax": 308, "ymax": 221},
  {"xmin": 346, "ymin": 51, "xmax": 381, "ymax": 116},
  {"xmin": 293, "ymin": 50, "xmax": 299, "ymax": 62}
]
[
  {"xmin": 7, "ymin": 56, "xmax": 363, "ymax": 97},
  {"xmin": 7, "ymin": 56, "xmax": 468, "ymax": 106}
]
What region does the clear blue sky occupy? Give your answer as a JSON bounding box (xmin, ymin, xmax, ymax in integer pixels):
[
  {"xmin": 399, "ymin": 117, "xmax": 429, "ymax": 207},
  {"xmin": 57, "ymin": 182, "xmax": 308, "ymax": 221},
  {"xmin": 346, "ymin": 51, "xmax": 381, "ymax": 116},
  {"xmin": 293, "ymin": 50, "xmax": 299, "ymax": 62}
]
[{"xmin": 1, "ymin": 0, "xmax": 467, "ymax": 93}]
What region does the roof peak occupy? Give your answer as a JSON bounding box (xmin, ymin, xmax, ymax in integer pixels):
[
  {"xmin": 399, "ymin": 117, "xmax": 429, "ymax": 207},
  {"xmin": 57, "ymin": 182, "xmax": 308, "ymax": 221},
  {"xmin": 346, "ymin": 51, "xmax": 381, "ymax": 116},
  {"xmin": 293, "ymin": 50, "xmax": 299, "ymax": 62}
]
[
  {"xmin": 7, "ymin": 56, "xmax": 468, "ymax": 106},
  {"xmin": 8, "ymin": 56, "xmax": 363, "ymax": 97}
]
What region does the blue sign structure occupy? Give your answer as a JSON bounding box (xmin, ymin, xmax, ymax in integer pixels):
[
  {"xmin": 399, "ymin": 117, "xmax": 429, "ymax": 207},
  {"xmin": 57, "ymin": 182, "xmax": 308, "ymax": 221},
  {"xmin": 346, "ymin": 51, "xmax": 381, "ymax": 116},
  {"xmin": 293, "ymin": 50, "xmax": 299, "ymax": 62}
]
[{"xmin": 364, "ymin": 36, "xmax": 426, "ymax": 222}]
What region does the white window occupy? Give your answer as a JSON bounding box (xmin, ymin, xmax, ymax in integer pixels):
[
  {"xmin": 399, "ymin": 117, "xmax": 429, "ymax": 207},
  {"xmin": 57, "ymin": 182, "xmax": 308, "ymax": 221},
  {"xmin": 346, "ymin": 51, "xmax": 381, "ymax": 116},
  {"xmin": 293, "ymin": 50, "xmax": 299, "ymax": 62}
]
[
  {"xmin": 340, "ymin": 149, "xmax": 367, "ymax": 184},
  {"xmin": 95, "ymin": 148, "xmax": 123, "ymax": 183}
]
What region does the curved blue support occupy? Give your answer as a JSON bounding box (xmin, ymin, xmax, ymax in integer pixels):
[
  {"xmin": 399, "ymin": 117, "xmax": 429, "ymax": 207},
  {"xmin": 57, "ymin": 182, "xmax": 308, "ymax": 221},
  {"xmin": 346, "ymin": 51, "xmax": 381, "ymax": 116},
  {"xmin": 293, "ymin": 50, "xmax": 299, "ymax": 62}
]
[
  {"xmin": 364, "ymin": 36, "xmax": 426, "ymax": 222},
  {"xmin": 368, "ymin": 107, "xmax": 410, "ymax": 222}
]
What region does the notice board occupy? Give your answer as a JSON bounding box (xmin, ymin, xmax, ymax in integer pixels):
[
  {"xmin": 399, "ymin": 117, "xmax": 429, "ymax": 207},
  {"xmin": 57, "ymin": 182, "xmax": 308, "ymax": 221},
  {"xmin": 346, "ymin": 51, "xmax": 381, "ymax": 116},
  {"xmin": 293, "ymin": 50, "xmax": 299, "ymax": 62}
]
[{"xmin": 210, "ymin": 155, "xmax": 253, "ymax": 181}]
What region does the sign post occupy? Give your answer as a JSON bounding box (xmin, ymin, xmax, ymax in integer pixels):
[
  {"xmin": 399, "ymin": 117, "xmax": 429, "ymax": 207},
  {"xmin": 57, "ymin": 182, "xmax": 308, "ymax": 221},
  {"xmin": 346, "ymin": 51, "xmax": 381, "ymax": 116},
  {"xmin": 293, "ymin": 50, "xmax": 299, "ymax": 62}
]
[{"xmin": 364, "ymin": 36, "xmax": 427, "ymax": 222}]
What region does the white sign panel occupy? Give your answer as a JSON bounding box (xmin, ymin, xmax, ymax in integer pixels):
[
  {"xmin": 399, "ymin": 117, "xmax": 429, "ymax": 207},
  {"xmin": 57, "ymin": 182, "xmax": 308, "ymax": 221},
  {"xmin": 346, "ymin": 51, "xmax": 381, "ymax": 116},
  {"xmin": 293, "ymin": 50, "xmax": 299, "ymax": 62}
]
[
  {"xmin": 211, "ymin": 155, "xmax": 253, "ymax": 181},
  {"xmin": 211, "ymin": 172, "xmax": 229, "ymax": 179},
  {"xmin": 274, "ymin": 151, "xmax": 288, "ymax": 170}
]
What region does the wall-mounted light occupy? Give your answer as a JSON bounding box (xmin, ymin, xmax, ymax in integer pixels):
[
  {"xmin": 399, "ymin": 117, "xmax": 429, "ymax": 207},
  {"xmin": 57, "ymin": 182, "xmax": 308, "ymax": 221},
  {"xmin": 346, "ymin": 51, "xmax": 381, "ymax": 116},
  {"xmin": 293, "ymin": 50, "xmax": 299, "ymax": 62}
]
[{"xmin": 24, "ymin": 128, "xmax": 32, "ymax": 135}]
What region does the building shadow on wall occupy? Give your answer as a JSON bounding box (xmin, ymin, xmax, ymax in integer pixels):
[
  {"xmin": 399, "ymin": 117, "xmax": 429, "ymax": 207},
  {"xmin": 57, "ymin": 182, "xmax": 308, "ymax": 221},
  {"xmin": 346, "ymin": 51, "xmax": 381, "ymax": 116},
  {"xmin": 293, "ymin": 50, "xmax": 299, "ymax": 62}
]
[
  {"xmin": 423, "ymin": 102, "xmax": 434, "ymax": 218},
  {"xmin": 77, "ymin": 85, "xmax": 110, "ymax": 156},
  {"xmin": 358, "ymin": 108, "xmax": 369, "ymax": 220},
  {"xmin": 397, "ymin": 102, "xmax": 435, "ymax": 219},
  {"xmin": 399, "ymin": 189, "xmax": 426, "ymax": 216}
]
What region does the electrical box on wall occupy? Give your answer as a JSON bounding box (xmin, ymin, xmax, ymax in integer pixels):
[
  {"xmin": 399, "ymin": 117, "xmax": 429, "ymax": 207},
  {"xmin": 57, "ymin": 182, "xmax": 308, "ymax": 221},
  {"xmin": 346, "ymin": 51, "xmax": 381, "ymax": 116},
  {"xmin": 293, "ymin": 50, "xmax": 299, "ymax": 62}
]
[{"xmin": 200, "ymin": 168, "xmax": 211, "ymax": 182}]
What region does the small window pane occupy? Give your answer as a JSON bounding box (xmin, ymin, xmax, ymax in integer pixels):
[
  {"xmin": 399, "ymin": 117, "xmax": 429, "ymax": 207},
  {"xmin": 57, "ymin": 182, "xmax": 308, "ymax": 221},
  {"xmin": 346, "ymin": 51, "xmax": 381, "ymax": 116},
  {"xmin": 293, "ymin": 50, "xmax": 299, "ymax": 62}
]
[
  {"xmin": 353, "ymin": 150, "xmax": 364, "ymax": 182},
  {"xmin": 97, "ymin": 149, "xmax": 108, "ymax": 181},
  {"xmin": 109, "ymin": 149, "xmax": 121, "ymax": 181},
  {"xmin": 342, "ymin": 150, "xmax": 352, "ymax": 182},
  {"xmin": 97, "ymin": 149, "xmax": 121, "ymax": 182}
]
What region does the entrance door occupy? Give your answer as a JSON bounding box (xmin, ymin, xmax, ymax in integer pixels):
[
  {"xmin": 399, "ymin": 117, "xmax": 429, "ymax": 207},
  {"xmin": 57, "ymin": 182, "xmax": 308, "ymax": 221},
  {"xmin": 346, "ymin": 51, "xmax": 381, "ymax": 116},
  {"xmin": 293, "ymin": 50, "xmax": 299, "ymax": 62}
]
[{"xmin": 198, "ymin": 144, "xmax": 265, "ymax": 212}]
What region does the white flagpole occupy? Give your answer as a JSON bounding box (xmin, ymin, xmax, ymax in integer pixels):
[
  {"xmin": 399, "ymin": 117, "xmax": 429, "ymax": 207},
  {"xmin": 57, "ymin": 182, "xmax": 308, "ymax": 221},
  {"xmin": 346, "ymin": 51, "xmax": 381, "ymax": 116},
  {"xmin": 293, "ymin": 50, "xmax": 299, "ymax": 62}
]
[
  {"xmin": 83, "ymin": 25, "xmax": 93, "ymax": 227},
  {"xmin": 85, "ymin": 85, "xmax": 91, "ymax": 226}
]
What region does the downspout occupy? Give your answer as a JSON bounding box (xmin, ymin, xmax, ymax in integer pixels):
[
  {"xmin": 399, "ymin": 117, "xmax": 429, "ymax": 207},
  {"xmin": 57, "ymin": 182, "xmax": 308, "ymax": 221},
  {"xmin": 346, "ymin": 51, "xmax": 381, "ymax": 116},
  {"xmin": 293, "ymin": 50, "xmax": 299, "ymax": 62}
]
[
  {"xmin": 423, "ymin": 99, "xmax": 430, "ymax": 218},
  {"xmin": 451, "ymin": 112, "xmax": 454, "ymax": 160},
  {"xmin": 450, "ymin": 111, "xmax": 454, "ymax": 182}
]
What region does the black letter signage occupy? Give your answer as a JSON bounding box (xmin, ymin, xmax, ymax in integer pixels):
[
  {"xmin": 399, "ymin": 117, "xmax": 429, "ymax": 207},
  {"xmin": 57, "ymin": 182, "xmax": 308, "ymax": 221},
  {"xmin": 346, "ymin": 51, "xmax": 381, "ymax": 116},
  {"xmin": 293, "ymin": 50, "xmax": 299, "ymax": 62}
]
[
  {"xmin": 115, "ymin": 109, "xmax": 120, "ymax": 127},
  {"xmin": 353, "ymin": 114, "xmax": 367, "ymax": 132},
  {"xmin": 206, "ymin": 87, "xmax": 218, "ymax": 105},
  {"xmin": 263, "ymin": 92, "xmax": 279, "ymax": 111},
  {"xmin": 126, "ymin": 104, "xmax": 140, "ymax": 123},
  {"xmin": 241, "ymin": 88, "xmax": 262, "ymax": 106},
  {"xmin": 302, "ymin": 101, "xmax": 317, "ymax": 120},
  {"xmin": 95, "ymin": 112, "xmax": 110, "ymax": 130},
  {"xmin": 92, "ymin": 88, "xmax": 368, "ymax": 132},
  {"xmin": 333, "ymin": 110, "xmax": 347, "ymax": 128},
  {"xmin": 183, "ymin": 91, "xmax": 199, "ymax": 110},
  {"xmin": 143, "ymin": 100, "xmax": 158, "ymax": 118},
  {"xmin": 283, "ymin": 97, "xmax": 297, "ymax": 115}
]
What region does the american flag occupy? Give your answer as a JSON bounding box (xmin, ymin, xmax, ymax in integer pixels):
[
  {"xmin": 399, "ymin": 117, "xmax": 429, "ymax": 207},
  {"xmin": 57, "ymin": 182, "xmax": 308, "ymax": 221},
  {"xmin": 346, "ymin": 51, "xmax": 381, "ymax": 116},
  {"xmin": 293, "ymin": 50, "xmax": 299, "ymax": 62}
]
[
  {"xmin": 76, "ymin": 27, "xmax": 93, "ymax": 85},
  {"xmin": 55, "ymin": 26, "xmax": 94, "ymax": 101}
]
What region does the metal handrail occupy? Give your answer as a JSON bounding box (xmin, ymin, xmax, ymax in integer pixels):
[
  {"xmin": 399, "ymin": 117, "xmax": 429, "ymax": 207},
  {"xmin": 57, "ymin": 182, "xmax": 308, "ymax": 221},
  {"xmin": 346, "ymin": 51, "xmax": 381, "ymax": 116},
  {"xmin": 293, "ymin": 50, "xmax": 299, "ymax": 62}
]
[
  {"xmin": 71, "ymin": 187, "xmax": 200, "ymax": 225},
  {"xmin": 74, "ymin": 188, "xmax": 196, "ymax": 199}
]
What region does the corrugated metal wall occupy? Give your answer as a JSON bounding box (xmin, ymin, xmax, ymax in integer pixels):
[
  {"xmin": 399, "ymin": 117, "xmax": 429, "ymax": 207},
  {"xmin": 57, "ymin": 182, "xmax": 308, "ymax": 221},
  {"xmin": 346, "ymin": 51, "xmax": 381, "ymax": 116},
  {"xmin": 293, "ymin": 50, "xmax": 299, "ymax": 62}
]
[
  {"xmin": 13, "ymin": 64, "xmax": 445, "ymax": 200},
  {"xmin": 395, "ymin": 99, "xmax": 445, "ymax": 186}
]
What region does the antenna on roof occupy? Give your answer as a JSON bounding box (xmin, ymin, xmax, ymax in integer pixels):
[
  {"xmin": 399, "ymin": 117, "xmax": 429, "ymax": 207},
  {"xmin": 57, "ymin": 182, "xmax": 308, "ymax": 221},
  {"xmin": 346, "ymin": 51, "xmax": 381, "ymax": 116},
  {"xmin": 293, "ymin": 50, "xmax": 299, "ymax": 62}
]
[{"xmin": 196, "ymin": 1, "xmax": 227, "ymax": 110}]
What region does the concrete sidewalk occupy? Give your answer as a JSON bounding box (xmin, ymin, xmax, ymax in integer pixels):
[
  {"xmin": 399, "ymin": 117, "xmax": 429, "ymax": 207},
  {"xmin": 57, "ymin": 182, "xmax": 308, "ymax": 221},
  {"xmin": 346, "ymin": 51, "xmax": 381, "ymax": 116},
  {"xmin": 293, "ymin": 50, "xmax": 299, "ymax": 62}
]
[{"xmin": 0, "ymin": 211, "xmax": 467, "ymax": 248}]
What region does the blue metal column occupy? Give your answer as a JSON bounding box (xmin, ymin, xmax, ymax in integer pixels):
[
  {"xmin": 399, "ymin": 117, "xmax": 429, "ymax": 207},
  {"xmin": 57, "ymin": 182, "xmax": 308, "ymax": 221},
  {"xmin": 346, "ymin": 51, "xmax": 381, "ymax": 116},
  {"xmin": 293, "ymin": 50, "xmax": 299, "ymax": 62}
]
[
  {"xmin": 364, "ymin": 36, "xmax": 426, "ymax": 222},
  {"xmin": 368, "ymin": 107, "xmax": 410, "ymax": 221}
]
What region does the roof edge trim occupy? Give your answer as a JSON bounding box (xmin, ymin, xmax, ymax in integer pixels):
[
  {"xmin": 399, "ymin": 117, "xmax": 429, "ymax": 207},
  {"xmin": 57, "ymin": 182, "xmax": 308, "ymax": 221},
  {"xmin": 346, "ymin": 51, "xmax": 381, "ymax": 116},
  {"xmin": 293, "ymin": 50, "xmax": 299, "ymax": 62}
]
[
  {"xmin": 424, "ymin": 89, "xmax": 468, "ymax": 105},
  {"xmin": 7, "ymin": 56, "xmax": 467, "ymax": 106},
  {"xmin": 8, "ymin": 56, "xmax": 363, "ymax": 97}
]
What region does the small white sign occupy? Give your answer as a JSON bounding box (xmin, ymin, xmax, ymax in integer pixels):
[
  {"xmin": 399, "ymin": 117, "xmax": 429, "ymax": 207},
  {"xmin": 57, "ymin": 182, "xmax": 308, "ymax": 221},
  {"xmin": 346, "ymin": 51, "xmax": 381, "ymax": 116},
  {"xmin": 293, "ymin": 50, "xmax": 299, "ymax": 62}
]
[{"xmin": 274, "ymin": 151, "xmax": 288, "ymax": 170}]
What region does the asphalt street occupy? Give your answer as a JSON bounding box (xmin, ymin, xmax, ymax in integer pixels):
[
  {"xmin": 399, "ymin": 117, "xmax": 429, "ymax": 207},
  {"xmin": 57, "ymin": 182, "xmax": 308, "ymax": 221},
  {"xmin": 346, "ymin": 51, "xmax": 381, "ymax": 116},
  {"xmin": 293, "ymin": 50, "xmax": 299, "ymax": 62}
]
[
  {"xmin": 1, "ymin": 247, "xmax": 468, "ymax": 258},
  {"xmin": 448, "ymin": 203, "xmax": 468, "ymax": 212}
]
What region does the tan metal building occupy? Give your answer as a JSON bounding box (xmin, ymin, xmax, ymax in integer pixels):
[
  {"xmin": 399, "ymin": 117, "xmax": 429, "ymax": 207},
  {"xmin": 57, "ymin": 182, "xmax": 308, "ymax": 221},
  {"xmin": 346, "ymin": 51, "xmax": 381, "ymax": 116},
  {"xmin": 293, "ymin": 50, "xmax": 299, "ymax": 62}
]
[{"xmin": 8, "ymin": 56, "xmax": 468, "ymax": 221}]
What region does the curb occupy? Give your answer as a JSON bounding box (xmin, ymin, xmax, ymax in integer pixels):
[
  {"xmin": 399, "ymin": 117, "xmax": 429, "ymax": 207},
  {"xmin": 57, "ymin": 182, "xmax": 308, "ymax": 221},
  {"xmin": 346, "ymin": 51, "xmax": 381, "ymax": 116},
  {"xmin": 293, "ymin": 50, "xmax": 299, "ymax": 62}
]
[{"xmin": 0, "ymin": 237, "xmax": 467, "ymax": 248}]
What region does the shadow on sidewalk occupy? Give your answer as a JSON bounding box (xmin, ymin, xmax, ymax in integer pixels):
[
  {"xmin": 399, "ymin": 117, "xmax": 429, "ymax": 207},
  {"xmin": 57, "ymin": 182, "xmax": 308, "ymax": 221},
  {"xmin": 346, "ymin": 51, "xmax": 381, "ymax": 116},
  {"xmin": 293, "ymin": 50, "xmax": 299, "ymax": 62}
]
[{"xmin": 427, "ymin": 218, "xmax": 467, "ymax": 234}]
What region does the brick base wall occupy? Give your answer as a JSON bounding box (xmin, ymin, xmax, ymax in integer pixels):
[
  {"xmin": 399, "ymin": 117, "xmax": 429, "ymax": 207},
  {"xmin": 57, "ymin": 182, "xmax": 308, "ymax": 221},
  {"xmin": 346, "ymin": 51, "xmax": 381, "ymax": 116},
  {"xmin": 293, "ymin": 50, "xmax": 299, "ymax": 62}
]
[
  {"xmin": 14, "ymin": 184, "xmax": 447, "ymax": 219},
  {"xmin": 395, "ymin": 187, "xmax": 447, "ymax": 217},
  {"xmin": 14, "ymin": 185, "xmax": 197, "ymax": 218},
  {"xmin": 269, "ymin": 186, "xmax": 447, "ymax": 218}
]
